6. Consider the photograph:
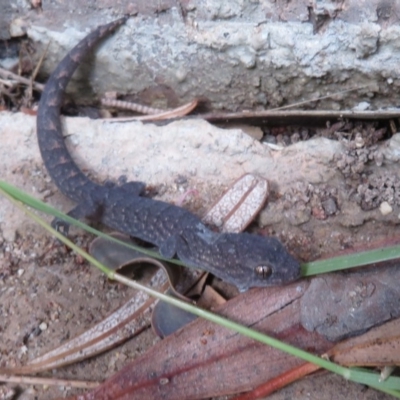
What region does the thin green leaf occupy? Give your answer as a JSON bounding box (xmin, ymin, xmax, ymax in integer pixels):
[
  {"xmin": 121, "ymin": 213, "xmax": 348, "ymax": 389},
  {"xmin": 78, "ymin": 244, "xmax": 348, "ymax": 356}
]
[
  {"xmin": 348, "ymin": 368, "xmax": 400, "ymax": 391},
  {"xmin": 301, "ymin": 245, "xmax": 400, "ymax": 277},
  {"xmin": 0, "ymin": 181, "xmax": 399, "ymax": 397}
]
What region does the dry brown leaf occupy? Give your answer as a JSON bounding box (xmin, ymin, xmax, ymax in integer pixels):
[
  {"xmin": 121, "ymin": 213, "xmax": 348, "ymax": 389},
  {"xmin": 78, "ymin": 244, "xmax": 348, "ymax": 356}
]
[
  {"xmin": 63, "ymin": 281, "xmax": 333, "ymax": 400},
  {"xmin": 203, "ymin": 174, "xmax": 269, "ymax": 233},
  {"xmin": 330, "ymin": 317, "xmax": 400, "ymax": 367},
  {"xmin": 107, "ymin": 99, "xmax": 198, "ymax": 122}
]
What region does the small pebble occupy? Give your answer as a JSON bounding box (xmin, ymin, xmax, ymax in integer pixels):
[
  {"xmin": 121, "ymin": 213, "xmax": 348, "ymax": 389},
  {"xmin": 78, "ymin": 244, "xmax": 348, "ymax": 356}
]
[
  {"xmin": 321, "ymin": 197, "xmax": 338, "ymax": 216},
  {"xmin": 352, "ymin": 101, "xmax": 370, "ymax": 111},
  {"xmin": 39, "ymin": 322, "xmax": 48, "ymax": 331},
  {"xmin": 379, "ymin": 201, "xmax": 392, "ymax": 215},
  {"xmin": 9, "ymin": 18, "xmax": 27, "ymax": 37},
  {"xmin": 263, "ymin": 134, "xmax": 277, "ymax": 144}
]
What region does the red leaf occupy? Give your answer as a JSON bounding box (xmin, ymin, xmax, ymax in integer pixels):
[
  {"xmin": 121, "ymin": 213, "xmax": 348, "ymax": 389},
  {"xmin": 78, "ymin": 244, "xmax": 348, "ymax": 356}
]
[{"xmin": 65, "ymin": 281, "xmax": 332, "ymax": 400}]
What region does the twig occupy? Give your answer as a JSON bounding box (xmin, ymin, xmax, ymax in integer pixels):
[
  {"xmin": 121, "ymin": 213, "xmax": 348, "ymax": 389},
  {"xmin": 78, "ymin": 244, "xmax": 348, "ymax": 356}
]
[
  {"xmin": 0, "ymin": 67, "xmax": 44, "ymax": 92},
  {"xmin": 202, "ymin": 109, "xmax": 400, "ymax": 122},
  {"xmin": 0, "ymin": 374, "xmax": 99, "ymax": 389},
  {"xmin": 268, "ymin": 84, "xmax": 373, "ymax": 111},
  {"xmin": 232, "ymin": 363, "xmax": 321, "ymax": 400},
  {"xmin": 27, "ymin": 41, "xmax": 50, "ymax": 100}
]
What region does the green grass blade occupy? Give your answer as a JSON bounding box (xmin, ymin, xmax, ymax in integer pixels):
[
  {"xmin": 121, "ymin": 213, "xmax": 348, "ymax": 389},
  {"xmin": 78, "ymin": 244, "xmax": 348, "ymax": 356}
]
[
  {"xmin": 0, "ymin": 181, "xmax": 399, "ymax": 398},
  {"xmin": 348, "ymin": 368, "xmax": 400, "ymax": 391},
  {"xmin": 302, "ymin": 246, "xmax": 400, "ymax": 277}
]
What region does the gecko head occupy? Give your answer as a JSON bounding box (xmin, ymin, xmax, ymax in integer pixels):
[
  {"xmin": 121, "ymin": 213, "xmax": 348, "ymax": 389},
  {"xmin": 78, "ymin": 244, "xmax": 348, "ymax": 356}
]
[{"xmin": 217, "ymin": 233, "xmax": 301, "ymax": 292}]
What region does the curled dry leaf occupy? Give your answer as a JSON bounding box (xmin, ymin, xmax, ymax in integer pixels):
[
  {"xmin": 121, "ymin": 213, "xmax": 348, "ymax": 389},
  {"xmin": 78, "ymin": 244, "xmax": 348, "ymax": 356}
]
[
  {"xmin": 101, "ymin": 98, "xmax": 166, "ymax": 115},
  {"xmin": 151, "ymin": 288, "xmax": 198, "ymax": 338},
  {"xmin": 329, "ymin": 317, "xmax": 400, "ymax": 367},
  {"xmin": 152, "ymin": 284, "xmax": 226, "ymax": 338},
  {"xmin": 203, "ymin": 174, "xmax": 269, "ymax": 233},
  {"xmin": 64, "ymin": 281, "xmax": 334, "ymax": 400},
  {"xmin": 106, "ymin": 99, "xmax": 199, "ymax": 122}
]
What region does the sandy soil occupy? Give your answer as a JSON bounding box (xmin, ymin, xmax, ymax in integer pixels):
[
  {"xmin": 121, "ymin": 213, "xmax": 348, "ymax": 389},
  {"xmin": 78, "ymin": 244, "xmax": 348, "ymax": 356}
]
[{"xmin": 0, "ymin": 110, "xmax": 399, "ymax": 399}]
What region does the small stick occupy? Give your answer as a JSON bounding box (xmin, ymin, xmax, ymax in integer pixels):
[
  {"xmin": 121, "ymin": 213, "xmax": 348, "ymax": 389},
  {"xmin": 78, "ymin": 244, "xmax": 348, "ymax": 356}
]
[
  {"xmin": 268, "ymin": 84, "xmax": 373, "ymax": 112},
  {"xmin": 27, "ymin": 41, "xmax": 50, "ymax": 100},
  {"xmin": 0, "ymin": 67, "xmax": 44, "ymax": 92},
  {"xmin": 0, "ymin": 374, "xmax": 99, "ymax": 389}
]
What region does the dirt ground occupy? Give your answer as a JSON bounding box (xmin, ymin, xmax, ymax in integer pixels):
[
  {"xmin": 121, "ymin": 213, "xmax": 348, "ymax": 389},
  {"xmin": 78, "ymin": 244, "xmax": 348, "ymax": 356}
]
[{"xmin": 0, "ymin": 110, "xmax": 399, "ymax": 399}]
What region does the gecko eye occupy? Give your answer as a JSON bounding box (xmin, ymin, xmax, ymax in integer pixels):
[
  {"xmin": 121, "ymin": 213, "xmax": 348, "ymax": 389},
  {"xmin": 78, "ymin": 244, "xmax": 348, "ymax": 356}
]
[{"xmin": 255, "ymin": 265, "xmax": 272, "ymax": 279}]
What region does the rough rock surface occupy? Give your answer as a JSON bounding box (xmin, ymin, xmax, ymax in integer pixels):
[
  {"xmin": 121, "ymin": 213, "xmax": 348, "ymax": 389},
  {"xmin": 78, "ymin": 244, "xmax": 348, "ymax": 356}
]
[
  {"xmin": 2, "ymin": 1, "xmax": 400, "ymax": 111},
  {"xmin": 0, "ymin": 111, "xmax": 341, "ymax": 242}
]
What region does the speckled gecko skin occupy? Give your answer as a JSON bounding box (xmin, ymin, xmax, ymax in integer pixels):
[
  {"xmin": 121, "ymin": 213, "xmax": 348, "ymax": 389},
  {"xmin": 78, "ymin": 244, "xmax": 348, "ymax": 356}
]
[{"xmin": 36, "ymin": 17, "xmax": 301, "ymax": 291}]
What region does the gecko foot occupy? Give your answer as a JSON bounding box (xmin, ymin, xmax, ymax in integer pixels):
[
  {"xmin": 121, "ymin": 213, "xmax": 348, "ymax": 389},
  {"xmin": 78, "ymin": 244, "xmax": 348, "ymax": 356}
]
[{"xmin": 51, "ymin": 217, "xmax": 70, "ymax": 236}]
